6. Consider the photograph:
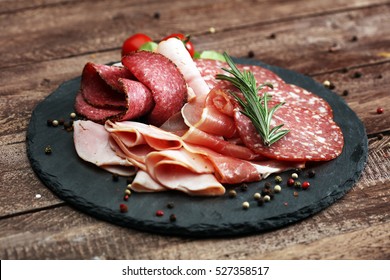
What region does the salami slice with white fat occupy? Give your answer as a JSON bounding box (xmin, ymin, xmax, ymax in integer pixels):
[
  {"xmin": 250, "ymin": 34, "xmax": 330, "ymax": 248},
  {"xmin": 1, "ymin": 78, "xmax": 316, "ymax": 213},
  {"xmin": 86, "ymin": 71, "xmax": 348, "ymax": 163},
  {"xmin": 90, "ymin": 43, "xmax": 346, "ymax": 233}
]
[
  {"xmin": 234, "ymin": 102, "xmax": 344, "ymax": 161},
  {"xmin": 122, "ymin": 51, "xmax": 187, "ymax": 126},
  {"xmin": 75, "ymin": 63, "xmax": 154, "ymax": 123}
]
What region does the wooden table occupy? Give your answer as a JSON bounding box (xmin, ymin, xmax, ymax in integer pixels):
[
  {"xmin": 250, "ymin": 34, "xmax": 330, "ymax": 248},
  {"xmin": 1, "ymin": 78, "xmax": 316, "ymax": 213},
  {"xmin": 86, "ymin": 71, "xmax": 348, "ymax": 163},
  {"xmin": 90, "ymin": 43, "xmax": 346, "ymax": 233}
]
[{"xmin": 1, "ymin": 0, "xmax": 389, "ymax": 260}]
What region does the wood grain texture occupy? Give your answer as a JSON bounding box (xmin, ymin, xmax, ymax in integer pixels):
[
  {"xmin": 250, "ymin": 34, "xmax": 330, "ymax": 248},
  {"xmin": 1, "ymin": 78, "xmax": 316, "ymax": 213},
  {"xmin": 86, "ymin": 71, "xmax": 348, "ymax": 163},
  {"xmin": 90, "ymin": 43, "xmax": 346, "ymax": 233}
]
[{"xmin": 0, "ymin": 0, "xmax": 389, "ymax": 260}]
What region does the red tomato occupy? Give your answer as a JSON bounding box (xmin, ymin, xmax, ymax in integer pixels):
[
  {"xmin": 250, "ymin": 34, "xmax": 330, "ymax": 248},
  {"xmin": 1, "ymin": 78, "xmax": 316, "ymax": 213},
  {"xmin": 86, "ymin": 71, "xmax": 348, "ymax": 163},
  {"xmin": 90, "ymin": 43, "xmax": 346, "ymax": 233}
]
[
  {"xmin": 121, "ymin": 33, "xmax": 152, "ymax": 56},
  {"xmin": 162, "ymin": 33, "xmax": 195, "ymax": 57}
]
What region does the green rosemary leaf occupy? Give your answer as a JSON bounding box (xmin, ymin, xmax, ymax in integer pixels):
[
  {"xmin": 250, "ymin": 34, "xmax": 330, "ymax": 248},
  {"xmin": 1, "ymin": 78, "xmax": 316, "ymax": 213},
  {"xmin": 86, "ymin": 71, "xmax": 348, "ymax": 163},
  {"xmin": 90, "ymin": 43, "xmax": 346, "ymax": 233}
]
[{"xmin": 216, "ymin": 52, "xmax": 289, "ymax": 146}]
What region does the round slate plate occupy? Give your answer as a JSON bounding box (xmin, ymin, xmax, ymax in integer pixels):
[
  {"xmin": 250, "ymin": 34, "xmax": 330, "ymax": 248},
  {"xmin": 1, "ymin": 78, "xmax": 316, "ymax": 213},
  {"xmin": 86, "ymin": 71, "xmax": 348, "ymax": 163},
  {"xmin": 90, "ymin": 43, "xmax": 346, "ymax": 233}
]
[{"xmin": 27, "ymin": 58, "xmax": 367, "ymax": 237}]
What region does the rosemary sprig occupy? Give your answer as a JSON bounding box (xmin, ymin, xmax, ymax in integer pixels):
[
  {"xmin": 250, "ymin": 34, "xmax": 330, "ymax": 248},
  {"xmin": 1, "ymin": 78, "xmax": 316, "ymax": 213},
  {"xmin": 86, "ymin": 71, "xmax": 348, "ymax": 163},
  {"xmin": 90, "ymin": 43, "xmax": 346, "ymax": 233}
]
[{"xmin": 216, "ymin": 52, "xmax": 289, "ymax": 146}]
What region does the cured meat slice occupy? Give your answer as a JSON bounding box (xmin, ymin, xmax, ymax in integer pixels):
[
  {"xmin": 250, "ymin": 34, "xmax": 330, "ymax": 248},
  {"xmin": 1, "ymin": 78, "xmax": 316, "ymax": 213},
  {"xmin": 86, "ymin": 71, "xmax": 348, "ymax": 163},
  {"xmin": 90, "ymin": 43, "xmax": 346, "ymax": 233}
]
[
  {"xmin": 73, "ymin": 120, "xmax": 136, "ymax": 176},
  {"xmin": 74, "ymin": 92, "xmax": 123, "ymax": 123},
  {"xmin": 122, "ymin": 51, "xmax": 187, "ymax": 126},
  {"xmin": 79, "ymin": 62, "xmax": 127, "ymax": 108},
  {"xmin": 75, "ymin": 63, "xmax": 154, "ymax": 123},
  {"xmin": 234, "ymin": 103, "xmax": 344, "ymax": 161}
]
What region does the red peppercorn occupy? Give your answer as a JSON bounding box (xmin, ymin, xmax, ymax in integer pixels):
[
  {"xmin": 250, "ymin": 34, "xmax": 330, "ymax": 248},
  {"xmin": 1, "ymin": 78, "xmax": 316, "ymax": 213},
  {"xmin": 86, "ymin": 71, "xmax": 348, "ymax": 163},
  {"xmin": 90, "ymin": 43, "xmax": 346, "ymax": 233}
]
[
  {"xmin": 376, "ymin": 107, "xmax": 384, "ymax": 114},
  {"xmin": 119, "ymin": 204, "xmax": 128, "ymax": 213},
  {"xmin": 123, "ymin": 195, "xmax": 129, "ymax": 201},
  {"xmin": 287, "ymin": 178, "xmax": 295, "ymax": 186},
  {"xmin": 302, "ymin": 181, "xmax": 310, "ymax": 190},
  {"xmin": 156, "ymin": 210, "xmax": 164, "ymax": 217}
]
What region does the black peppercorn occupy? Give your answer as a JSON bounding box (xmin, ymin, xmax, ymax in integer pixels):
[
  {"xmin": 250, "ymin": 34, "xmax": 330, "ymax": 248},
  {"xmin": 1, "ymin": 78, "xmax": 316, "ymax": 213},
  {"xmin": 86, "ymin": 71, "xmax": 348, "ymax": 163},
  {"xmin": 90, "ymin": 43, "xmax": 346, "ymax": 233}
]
[
  {"xmin": 169, "ymin": 214, "xmax": 177, "ymax": 222},
  {"xmin": 308, "ymin": 170, "xmax": 316, "ymax": 178}
]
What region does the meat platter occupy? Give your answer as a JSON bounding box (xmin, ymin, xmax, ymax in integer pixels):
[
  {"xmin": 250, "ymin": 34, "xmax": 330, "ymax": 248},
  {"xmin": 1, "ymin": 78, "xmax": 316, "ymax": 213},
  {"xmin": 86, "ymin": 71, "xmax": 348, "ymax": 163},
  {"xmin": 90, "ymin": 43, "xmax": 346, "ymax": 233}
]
[{"xmin": 27, "ymin": 53, "xmax": 367, "ymax": 237}]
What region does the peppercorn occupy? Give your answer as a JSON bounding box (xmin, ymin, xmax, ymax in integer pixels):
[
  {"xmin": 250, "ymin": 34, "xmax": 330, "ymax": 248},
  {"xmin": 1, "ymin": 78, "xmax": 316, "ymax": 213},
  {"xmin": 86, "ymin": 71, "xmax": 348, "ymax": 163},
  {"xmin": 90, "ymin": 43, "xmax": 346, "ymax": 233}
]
[
  {"xmin": 257, "ymin": 198, "xmax": 264, "ymax": 206},
  {"xmin": 58, "ymin": 119, "xmax": 65, "ymax": 125},
  {"xmin": 352, "ymin": 71, "xmax": 362, "ymax": 78},
  {"xmin": 242, "ymin": 201, "xmax": 250, "ymax": 210},
  {"xmin": 112, "ymin": 173, "xmax": 119, "ymax": 181},
  {"xmin": 240, "ymin": 184, "xmax": 248, "ymax": 192},
  {"xmin": 126, "ymin": 183, "xmax": 132, "ymax": 190},
  {"xmin": 268, "ymin": 33, "xmax": 276, "ymax": 39},
  {"xmin": 291, "ymin": 173, "xmax": 298, "ymax": 179},
  {"xmin": 248, "ymin": 50, "xmax": 255, "ymax": 58},
  {"xmin": 44, "ymin": 145, "xmax": 52, "ymax": 154},
  {"xmin": 264, "ymin": 182, "xmax": 272, "ymax": 189},
  {"xmin": 169, "ymin": 214, "xmax": 177, "ymax": 222},
  {"xmin": 119, "ymin": 204, "xmax": 128, "ymax": 213},
  {"xmin": 228, "ymin": 189, "xmax": 237, "ymax": 198},
  {"xmin": 275, "ymin": 175, "xmax": 282, "ymax": 183},
  {"xmin": 47, "ymin": 119, "xmax": 53, "ymax": 126},
  {"xmin": 70, "ymin": 112, "xmax": 77, "ymax": 119},
  {"xmin": 253, "ymin": 193, "xmax": 261, "ymax": 200},
  {"xmin": 274, "ymin": 185, "xmax": 282, "ymax": 193},
  {"xmin": 342, "ymin": 90, "xmax": 349, "ymax": 96},
  {"xmin": 167, "ymin": 202, "xmax": 174, "ymax": 209},
  {"xmin": 123, "ymin": 195, "xmax": 129, "ymax": 201},
  {"xmin": 350, "ymin": 35, "xmax": 358, "ymax": 42},
  {"xmin": 124, "ymin": 189, "xmax": 131, "ymax": 195},
  {"xmin": 377, "ymin": 107, "xmax": 384, "ymax": 114},
  {"xmin": 287, "ymin": 178, "xmax": 295, "ymax": 186},
  {"xmin": 308, "ymin": 170, "xmax": 316, "ymax": 178},
  {"xmin": 323, "ymin": 80, "xmax": 331, "ymax": 88},
  {"xmin": 156, "ymin": 210, "xmax": 164, "ymax": 217},
  {"xmin": 263, "ymin": 195, "xmax": 271, "ymax": 202},
  {"xmin": 294, "ymin": 181, "xmax": 302, "ymax": 189},
  {"xmin": 302, "ymin": 181, "xmax": 310, "ymax": 190},
  {"xmin": 293, "ymin": 191, "xmax": 299, "ymax": 197},
  {"xmin": 153, "ymin": 12, "xmax": 160, "ymax": 19},
  {"xmin": 52, "ymin": 120, "xmax": 59, "ymax": 127}
]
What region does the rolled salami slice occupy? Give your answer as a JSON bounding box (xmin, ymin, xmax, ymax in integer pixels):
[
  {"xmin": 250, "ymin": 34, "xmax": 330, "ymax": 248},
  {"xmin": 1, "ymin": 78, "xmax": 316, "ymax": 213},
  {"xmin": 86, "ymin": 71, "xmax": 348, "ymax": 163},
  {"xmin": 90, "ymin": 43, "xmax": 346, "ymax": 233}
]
[
  {"xmin": 75, "ymin": 62, "xmax": 154, "ymax": 123},
  {"xmin": 122, "ymin": 51, "xmax": 187, "ymax": 126},
  {"xmin": 234, "ymin": 103, "xmax": 344, "ymax": 161}
]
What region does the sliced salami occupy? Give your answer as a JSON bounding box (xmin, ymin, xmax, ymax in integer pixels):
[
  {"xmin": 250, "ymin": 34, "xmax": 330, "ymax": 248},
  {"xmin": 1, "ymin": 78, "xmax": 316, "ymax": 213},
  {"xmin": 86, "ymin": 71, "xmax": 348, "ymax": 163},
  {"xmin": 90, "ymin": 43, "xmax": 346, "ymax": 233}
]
[
  {"xmin": 122, "ymin": 51, "xmax": 187, "ymax": 126},
  {"xmin": 75, "ymin": 63, "xmax": 155, "ymax": 123},
  {"xmin": 79, "ymin": 62, "xmax": 128, "ymax": 108},
  {"xmin": 234, "ymin": 103, "xmax": 344, "ymax": 161}
]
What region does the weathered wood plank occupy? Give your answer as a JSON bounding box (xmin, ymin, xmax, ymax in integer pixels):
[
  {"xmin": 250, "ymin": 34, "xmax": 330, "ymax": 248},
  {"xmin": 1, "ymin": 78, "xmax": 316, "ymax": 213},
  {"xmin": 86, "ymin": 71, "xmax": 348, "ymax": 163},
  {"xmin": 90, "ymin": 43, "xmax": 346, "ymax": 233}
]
[
  {"xmin": 0, "ymin": 135, "xmax": 388, "ymax": 259},
  {"xmin": 1, "ymin": 0, "xmax": 389, "ymax": 68}
]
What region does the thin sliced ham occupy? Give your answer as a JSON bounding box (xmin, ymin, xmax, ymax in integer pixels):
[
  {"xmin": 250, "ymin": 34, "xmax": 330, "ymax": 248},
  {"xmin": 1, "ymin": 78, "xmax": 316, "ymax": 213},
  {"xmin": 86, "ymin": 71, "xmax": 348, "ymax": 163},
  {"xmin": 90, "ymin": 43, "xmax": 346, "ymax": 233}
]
[{"xmin": 73, "ymin": 120, "xmax": 136, "ymax": 176}]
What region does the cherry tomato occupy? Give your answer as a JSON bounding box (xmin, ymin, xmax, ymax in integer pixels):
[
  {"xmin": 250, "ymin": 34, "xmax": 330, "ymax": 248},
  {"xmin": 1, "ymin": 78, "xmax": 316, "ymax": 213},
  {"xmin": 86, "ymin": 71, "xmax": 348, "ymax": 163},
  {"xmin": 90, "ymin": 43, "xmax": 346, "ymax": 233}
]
[
  {"xmin": 121, "ymin": 33, "xmax": 152, "ymax": 56},
  {"xmin": 162, "ymin": 33, "xmax": 195, "ymax": 57}
]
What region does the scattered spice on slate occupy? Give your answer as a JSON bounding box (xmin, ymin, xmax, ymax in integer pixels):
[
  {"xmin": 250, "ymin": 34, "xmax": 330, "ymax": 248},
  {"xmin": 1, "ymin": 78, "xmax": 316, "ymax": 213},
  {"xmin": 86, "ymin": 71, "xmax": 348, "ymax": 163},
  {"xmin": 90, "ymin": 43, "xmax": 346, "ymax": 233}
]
[
  {"xmin": 376, "ymin": 107, "xmax": 384, "ymax": 114},
  {"xmin": 274, "ymin": 185, "xmax": 282, "ymax": 193},
  {"xmin": 302, "ymin": 181, "xmax": 310, "ymax": 190},
  {"xmin": 242, "ymin": 201, "xmax": 250, "ymax": 210},
  {"xmin": 253, "ymin": 192, "xmax": 261, "ymax": 200},
  {"xmin": 287, "ymin": 178, "xmax": 295, "ymax": 186},
  {"xmin": 228, "ymin": 189, "xmax": 237, "ymax": 198},
  {"xmin": 294, "ymin": 181, "xmax": 302, "ymax": 189},
  {"xmin": 153, "ymin": 12, "xmax": 160, "ymax": 19},
  {"xmin": 156, "ymin": 210, "xmax": 164, "ymax": 217},
  {"xmin": 275, "ymin": 175, "xmax": 282, "ymax": 183},
  {"xmin": 240, "ymin": 183, "xmax": 248, "ymax": 192},
  {"xmin": 342, "ymin": 90, "xmax": 349, "ymax": 96},
  {"xmin": 377, "ymin": 133, "xmax": 384, "ymax": 140},
  {"xmin": 263, "ymin": 195, "xmax": 271, "ymax": 202},
  {"xmin": 308, "ymin": 170, "xmax": 316, "ymax": 178},
  {"xmin": 169, "ymin": 214, "xmax": 177, "ymax": 222},
  {"xmin": 352, "ymin": 71, "xmax": 362, "ymax": 78},
  {"xmin": 167, "ymin": 202, "xmax": 175, "ymax": 209},
  {"xmin": 247, "ymin": 50, "xmax": 255, "ymax": 58},
  {"xmin": 119, "ymin": 204, "xmax": 128, "ymax": 213},
  {"xmin": 52, "ymin": 120, "xmax": 59, "ymax": 127},
  {"xmin": 44, "ymin": 145, "xmax": 52, "ymax": 154},
  {"xmin": 112, "ymin": 173, "xmax": 119, "ymax": 181}
]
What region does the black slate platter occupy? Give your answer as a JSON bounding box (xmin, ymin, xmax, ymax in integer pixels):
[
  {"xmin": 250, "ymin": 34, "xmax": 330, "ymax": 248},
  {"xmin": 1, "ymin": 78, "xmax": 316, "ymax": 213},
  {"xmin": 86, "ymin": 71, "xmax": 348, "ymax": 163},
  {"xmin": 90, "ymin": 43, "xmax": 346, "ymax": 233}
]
[{"xmin": 27, "ymin": 58, "xmax": 368, "ymax": 237}]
